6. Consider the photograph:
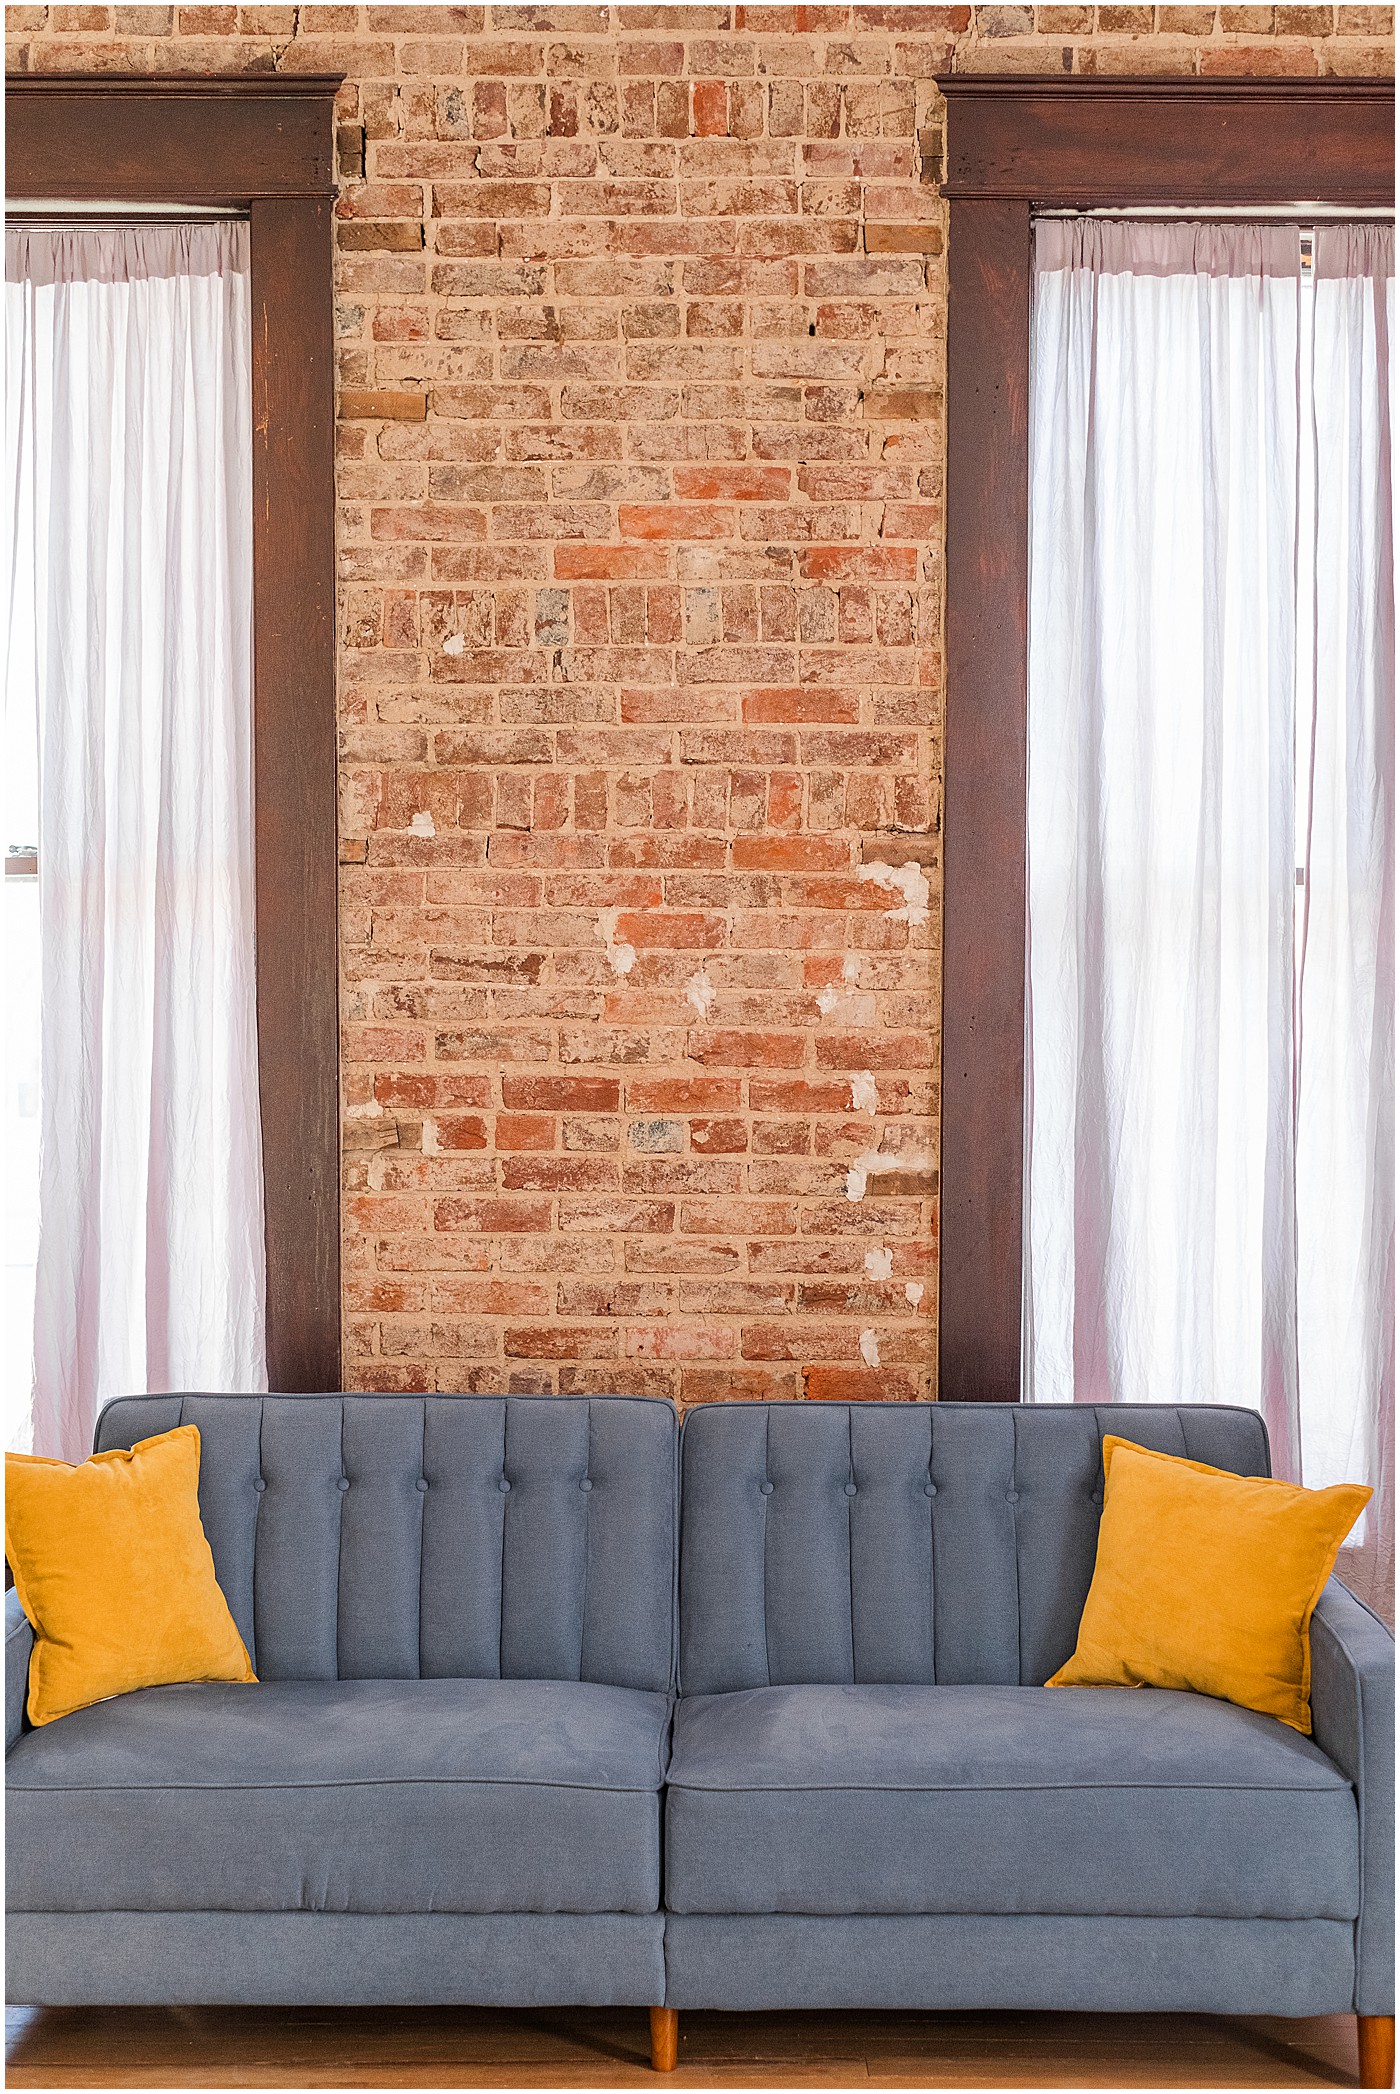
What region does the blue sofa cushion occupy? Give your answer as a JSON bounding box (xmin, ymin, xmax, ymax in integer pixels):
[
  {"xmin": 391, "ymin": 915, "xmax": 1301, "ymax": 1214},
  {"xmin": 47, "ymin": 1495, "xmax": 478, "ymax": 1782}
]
[
  {"xmin": 92, "ymin": 1393, "xmax": 677, "ymax": 1694},
  {"xmin": 8, "ymin": 1678, "xmax": 670, "ymax": 1916},
  {"xmin": 678, "ymin": 1401, "xmax": 1270, "ymax": 1693},
  {"xmin": 664, "ymin": 1684, "xmax": 1358, "ymax": 1920}
]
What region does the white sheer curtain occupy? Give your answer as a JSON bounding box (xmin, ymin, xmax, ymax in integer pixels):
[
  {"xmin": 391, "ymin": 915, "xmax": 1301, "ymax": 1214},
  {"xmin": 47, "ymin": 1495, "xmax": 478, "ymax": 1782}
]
[
  {"xmin": 1026, "ymin": 218, "xmax": 1394, "ymax": 1607},
  {"xmin": 6, "ymin": 223, "xmax": 267, "ymax": 1461}
]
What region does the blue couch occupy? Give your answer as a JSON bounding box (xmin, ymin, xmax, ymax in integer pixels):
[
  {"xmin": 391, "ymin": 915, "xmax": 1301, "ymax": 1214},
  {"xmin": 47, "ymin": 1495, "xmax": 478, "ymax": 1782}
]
[{"xmin": 6, "ymin": 1392, "xmax": 1394, "ymax": 2082}]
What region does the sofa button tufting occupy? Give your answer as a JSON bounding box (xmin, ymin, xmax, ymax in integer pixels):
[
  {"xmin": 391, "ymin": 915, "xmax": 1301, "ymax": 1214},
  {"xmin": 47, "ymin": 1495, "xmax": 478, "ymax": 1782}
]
[
  {"xmin": 924, "ymin": 1482, "xmax": 936, "ymax": 1498},
  {"xmin": 337, "ymin": 1478, "xmax": 350, "ymax": 1493},
  {"xmin": 844, "ymin": 1482, "xmax": 857, "ymax": 1497},
  {"xmin": 1006, "ymin": 1489, "xmax": 1019, "ymax": 1503},
  {"xmin": 580, "ymin": 1478, "xmax": 593, "ymax": 1492},
  {"xmin": 759, "ymin": 1481, "xmax": 774, "ymax": 1496},
  {"xmin": 416, "ymin": 1478, "xmax": 429, "ymax": 1492},
  {"xmin": 499, "ymin": 1479, "xmax": 511, "ymax": 1493},
  {"xmin": 253, "ymin": 1478, "xmax": 267, "ymax": 1494}
]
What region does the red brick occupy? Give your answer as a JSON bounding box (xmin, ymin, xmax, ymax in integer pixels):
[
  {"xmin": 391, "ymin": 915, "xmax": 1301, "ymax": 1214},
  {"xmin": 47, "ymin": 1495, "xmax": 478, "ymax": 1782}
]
[
  {"xmin": 673, "ymin": 465, "xmax": 791, "ymax": 501},
  {"xmin": 681, "ymin": 1366, "xmax": 799, "ymax": 1402},
  {"xmin": 626, "ymin": 1077, "xmax": 741, "ymax": 1112},
  {"xmin": 429, "ymin": 1114, "xmax": 490, "ymax": 1151},
  {"xmin": 799, "ymin": 545, "xmax": 920, "ymax": 582},
  {"xmin": 504, "ymin": 1326, "xmax": 620, "ymax": 1359},
  {"xmin": 689, "ymin": 1118, "xmax": 749, "ymax": 1153},
  {"xmin": 742, "ymin": 688, "xmax": 861, "ymax": 723},
  {"xmin": 689, "ymin": 1030, "xmax": 807, "ymax": 1068},
  {"xmin": 501, "ymin": 1157, "xmax": 617, "ymax": 1191},
  {"xmin": 731, "ymin": 837, "xmax": 852, "ymax": 871},
  {"xmin": 554, "ymin": 545, "xmax": 671, "ymax": 579},
  {"xmin": 434, "ymin": 1197, "xmax": 553, "ymax": 1232},
  {"xmin": 620, "ymin": 504, "xmax": 736, "ymax": 540},
  {"xmin": 691, "ymin": 78, "xmax": 727, "ymax": 135},
  {"xmin": 496, "ymin": 1113, "xmax": 556, "ymax": 1150},
  {"xmin": 625, "ymin": 1325, "xmax": 736, "ymax": 1359},
  {"xmin": 803, "ymin": 1367, "xmax": 922, "ymax": 1401},
  {"xmin": 502, "ymin": 1075, "xmax": 620, "ymax": 1112}
]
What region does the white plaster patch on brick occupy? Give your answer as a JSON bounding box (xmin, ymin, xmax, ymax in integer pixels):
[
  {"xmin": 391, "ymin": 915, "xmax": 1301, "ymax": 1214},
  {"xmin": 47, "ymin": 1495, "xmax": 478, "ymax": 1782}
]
[
  {"xmin": 599, "ymin": 907, "xmax": 636, "ymax": 978},
  {"xmin": 859, "ymin": 1327, "xmax": 881, "ymax": 1368},
  {"xmin": 421, "ymin": 1119, "xmax": 440, "ymax": 1155},
  {"xmin": 817, "ymin": 987, "xmax": 877, "ymax": 1023},
  {"xmin": 686, "ymin": 966, "xmax": 716, "ymax": 1020},
  {"xmin": 865, "ymin": 1244, "xmax": 894, "ymax": 1280},
  {"xmin": 845, "ymin": 1144, "xmax": 936, "ymax": 1202},
  {"xmin": 849, "ymin": 1069, "xmax": 879, "ymax": 1113},
  {"xmin": 818, "ymin": 954, "xmax": 864, "ymax": 1016},
  {"xmin": 409, "ymin": 810, "xmax": 436, "ymax": 837},
  {"xmin": 441, "ymin": 632, "xmax": 466, "ymax": 656},
  {"xmin": 905, "ymin": 1279, "xmax": 925, "ymax": 1309},
  {"xmin": 816, "ymin": 953, "xmax": 877, "ymax": 1023},
  {"xmin": 858, "ymin": 857, "xmax": 930, "ymax": 928},
  {"xmin": 345, "ymin": 1099, "xmax": 384, "ymax": 1119}
]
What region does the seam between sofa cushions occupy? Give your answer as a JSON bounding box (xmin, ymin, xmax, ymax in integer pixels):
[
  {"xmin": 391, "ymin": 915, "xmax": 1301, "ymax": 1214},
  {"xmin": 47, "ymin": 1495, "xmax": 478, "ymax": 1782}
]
[
  {"xmin": 654, "ymin": 1905, "xmax": 1359, "ymax": 1920},
  {"xmin": 8, "ymin": 1775, "xmax": 668, "ymax": 1795},
  {"xmin": 660, "ymin": 1777, "xmax": 1350, "ymax": 1795}
]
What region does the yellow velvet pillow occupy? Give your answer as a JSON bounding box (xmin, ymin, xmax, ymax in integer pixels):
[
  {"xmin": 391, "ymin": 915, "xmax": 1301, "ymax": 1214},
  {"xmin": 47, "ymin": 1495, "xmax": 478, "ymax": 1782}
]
[
  {"xmin": 1047, "ymin": 1435, "xmax": 1369, "ymax": 1734},
  {"xmin": 5, "ymin": 1425, "xmax": 256, "ymax": 1726}
]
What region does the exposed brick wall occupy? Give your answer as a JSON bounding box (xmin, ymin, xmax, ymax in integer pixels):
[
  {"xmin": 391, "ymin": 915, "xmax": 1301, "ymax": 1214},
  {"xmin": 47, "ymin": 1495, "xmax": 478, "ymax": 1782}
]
[{"xmin": 7, "ymin": 4, "xmax": 1391, "ymax": 1401}]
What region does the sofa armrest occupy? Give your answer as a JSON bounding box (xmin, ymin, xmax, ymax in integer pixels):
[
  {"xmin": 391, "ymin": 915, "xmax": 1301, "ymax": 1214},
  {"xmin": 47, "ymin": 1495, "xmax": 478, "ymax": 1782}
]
[
  {"xmin": 6, "ymin": 1587, "xmax": 33, "ymax": 1754},
  {"xmin": 1310, "ymin": 1576, "xmax": 1394, "ymax": 2016}
]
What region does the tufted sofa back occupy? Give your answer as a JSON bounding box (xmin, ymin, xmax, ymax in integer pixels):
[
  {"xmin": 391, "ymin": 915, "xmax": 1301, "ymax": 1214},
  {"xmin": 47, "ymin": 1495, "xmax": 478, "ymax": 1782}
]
[
  {"xmin": 678, "ymin": 1400, "xmax": 1270, "ymax": 1695},
  {"xmin": 95, "ymin": 1393, "xmax": 677, "ymax": 1692}
]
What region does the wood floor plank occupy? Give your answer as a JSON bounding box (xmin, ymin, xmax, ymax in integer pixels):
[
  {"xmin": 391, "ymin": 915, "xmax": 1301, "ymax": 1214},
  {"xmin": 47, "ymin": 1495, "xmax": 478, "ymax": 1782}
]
[{"xmin": 4, "ymin": 2005, "xmax": 1363, "ymax": 2089}]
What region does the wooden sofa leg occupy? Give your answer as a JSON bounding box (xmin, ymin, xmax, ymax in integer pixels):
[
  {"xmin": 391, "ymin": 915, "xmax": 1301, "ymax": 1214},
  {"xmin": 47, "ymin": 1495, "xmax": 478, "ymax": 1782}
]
[
  {"xmin": 650, "ymin": 2006, "xmax": 679, "ymax": 2073},
  {"xmin": 1359, "ymin": 2016, "xmax": 1395, "ymax": 2089}
]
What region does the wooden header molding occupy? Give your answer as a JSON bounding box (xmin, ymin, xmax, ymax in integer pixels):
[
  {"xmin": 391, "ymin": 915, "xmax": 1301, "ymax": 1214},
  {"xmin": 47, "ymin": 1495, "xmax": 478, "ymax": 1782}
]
[
  {"xmin": 933, "ymin": 75, "xmax": 1395, "ymax": 1404},
  {"xmin": 6, "ymin": 76, "xmax": 345, "ymax": 1396},
  {"xmin": 932, "ymin": 76, "xmax": 1395, "ymax": 205},
  {"xmin": 6, "ymin": 74, "xmax": 338, "ymax": 202}
]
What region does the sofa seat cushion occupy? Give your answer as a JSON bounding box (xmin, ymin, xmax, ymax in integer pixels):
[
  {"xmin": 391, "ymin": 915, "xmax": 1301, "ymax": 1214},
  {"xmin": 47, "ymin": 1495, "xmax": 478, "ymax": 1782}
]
[
  {"xmin": 8, "ymin": 1677, "xmax": 670, "ymax": 1916},
  {"xmin": 664, "ymin": 1684, "xmax": 1357, "ymax": 1920}
]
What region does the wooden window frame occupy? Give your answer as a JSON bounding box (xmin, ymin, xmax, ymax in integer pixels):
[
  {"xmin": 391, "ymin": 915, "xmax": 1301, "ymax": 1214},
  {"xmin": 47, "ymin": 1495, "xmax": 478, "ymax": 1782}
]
[
  {"xmin": 933, "ymin": 75, "xmax": 1395, "ymax": 1403},
  {"xmin": 6, "ymin": 76, "xmax": 344, "ymax": 1393}
]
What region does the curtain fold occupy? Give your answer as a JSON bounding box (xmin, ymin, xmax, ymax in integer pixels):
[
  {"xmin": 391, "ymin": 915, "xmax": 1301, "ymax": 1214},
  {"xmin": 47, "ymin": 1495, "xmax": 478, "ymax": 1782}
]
[
  {"xmin": 1026, "ymin": 216, "xmax": 1395, "ymax": 1615},
  {"xmin": 5, "ymin": 223, "xmax": 266, "ymax": 1460},
  {"xmin": 1296, "ymin": 225, "xmax": 1395, "ymax": 1611}
]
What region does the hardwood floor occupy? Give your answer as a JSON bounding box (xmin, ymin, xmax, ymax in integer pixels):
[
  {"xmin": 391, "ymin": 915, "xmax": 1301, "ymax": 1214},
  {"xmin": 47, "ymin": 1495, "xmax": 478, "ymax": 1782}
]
[{"xmin": 4, "ymin": 2004, "xmax": 1364, "ymax": 2089}]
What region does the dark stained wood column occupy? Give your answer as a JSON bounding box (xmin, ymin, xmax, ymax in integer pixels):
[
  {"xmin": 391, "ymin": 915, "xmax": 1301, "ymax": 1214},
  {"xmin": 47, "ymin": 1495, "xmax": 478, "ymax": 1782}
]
[
  {"xmin": 940, "ymin": 193, "xmax": 1030, "ymax": 1404},
  {"xmin": 249, "ymin": 191, "xmax": 341, "ymax": 1394}
]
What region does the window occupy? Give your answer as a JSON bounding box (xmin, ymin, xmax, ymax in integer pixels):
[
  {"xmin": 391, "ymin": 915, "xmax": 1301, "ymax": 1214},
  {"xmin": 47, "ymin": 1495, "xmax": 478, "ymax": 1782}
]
[
  {"xmin": 5, "ymin": 219, "xmax": 266, "ymax": 1455},
  {"xmin": 1024, "ymin": 214, "xmax": 1392, "ymax": 1588},
  {"xmin": 6, "ymin": 77, "xmax": 343, "ymax": 1433}
]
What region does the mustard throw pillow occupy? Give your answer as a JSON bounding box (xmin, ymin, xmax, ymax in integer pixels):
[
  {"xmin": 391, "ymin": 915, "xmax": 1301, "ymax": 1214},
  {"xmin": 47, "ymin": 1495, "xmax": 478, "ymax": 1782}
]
[
  {"xmin": 5, "ymin": 1425, "xmax": 256, "ymax": 1726},
  {"xmin": 1047, "ymin": 1435, "xmax": 1369, "ymax": 1734}
]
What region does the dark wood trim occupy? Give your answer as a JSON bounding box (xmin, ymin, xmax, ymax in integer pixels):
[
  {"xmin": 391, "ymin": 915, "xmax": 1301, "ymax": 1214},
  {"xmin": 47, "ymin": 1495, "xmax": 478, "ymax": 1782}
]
[
  {"xmin": 5, "ymin": 75, "xmax": 336, "ymax": 202},
  {"xmin": 932, "ymin": 77, "xmax": 1395, "ymax": 205},
  {"xmin": 6, "ymin": 77, "xmax": 344, "ymax": 1395},
  {"xmin": 934, "ymin": 76, "xmax": 1395, "ymax": 1404}
]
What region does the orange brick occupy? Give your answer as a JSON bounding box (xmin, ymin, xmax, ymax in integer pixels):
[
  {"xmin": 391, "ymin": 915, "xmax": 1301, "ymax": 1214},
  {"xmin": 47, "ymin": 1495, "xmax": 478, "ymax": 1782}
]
[
  {"xmin": 495, "ymin": 1113, "xmax": 556, "ymax": 1150},
  {"xmin": 619, "ymin": 504, "xmax": 737, "ymax": 541}
]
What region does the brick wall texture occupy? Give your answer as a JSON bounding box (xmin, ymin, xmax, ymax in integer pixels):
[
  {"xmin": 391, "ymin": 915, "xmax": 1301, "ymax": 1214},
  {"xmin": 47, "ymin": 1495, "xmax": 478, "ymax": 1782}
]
[{"xmin": 7, "ymin": 3, "xmax": 1392, "ymax": 1402}]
